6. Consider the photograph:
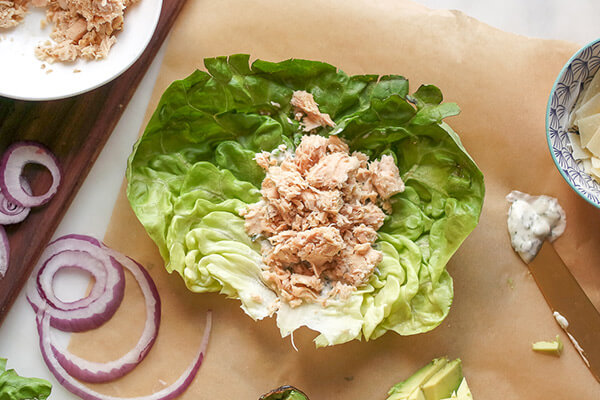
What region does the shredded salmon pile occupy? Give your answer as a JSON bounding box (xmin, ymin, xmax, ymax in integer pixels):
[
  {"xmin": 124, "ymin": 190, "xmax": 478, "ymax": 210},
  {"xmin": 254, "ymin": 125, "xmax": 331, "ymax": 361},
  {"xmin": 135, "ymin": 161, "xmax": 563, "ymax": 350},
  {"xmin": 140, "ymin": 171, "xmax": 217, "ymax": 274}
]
[
  {"xmin": 34, "ymin": 0, "xmax": 137, "ymax": 62},
  {"xmin": 242, "ymin": 91, "xmax": 405, "ymax": 307},
  {"xmin": 0, "ymin": 0, "xmax": 28, "ymax": 28}
]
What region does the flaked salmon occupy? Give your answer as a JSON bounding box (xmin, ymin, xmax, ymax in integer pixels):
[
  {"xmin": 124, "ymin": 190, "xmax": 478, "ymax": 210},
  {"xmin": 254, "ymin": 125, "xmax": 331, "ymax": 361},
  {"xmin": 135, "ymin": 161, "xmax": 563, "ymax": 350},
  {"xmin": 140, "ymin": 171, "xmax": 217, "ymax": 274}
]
[
  {"xmin": 242, "ymin": 131, "xmax": 405, "ymax": 307},
  {"xmin": 290, "ymin": 90, "xmax": 336, "ymax": 132},
  {"xmin": 0, "ymin": 0, "xmax": 28, "ymax": 28},
  {"xmin": 34, "ymin": 0, "xmax": 138, "ymax": 62}
]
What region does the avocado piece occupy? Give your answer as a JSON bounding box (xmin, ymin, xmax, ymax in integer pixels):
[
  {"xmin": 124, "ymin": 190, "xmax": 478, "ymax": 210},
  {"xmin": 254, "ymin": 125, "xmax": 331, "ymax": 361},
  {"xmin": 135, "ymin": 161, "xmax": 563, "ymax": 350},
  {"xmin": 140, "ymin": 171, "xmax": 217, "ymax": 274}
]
[
  {"xmin": 441, "ymin": 378, "xmax": 473, "ymax": 400},
  {"xmin": 421, "ymin": 359, "xmax": 463, "ymax": 400},
  {"xmin": 259, "ymin": 385, "xmax": 309, "ymax": 400},
  {"xmin": 407, "ymin": 388, "xmax": 427, "ymax": 400},
  {"xmin": 455, "ymin": 378, "xmax": 473, "ymax": 399},
  {"xmin": 387, "ymin": 357, "xmax": 449, "ymax": 399},
  {"xmin": 532, "ymin": 335, "xmax": 563, "ymax": 356}
]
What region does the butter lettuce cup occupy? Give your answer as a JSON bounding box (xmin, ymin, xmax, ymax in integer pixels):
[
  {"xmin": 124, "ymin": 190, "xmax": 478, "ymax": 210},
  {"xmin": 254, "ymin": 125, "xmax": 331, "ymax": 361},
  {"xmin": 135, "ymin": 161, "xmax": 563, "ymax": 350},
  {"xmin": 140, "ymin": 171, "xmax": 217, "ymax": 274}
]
[{"xmin": 126, "ymin": 55, "xmax": 485, "ymax": 347}]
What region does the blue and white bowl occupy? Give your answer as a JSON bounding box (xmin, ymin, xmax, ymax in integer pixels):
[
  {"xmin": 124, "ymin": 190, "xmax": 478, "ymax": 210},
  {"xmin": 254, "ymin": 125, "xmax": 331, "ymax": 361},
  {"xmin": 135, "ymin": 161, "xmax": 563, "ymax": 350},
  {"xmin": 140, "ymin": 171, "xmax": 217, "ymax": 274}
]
[{"xmin": 547, "ymin": 38, "xmax": 600, "ymax": 208}]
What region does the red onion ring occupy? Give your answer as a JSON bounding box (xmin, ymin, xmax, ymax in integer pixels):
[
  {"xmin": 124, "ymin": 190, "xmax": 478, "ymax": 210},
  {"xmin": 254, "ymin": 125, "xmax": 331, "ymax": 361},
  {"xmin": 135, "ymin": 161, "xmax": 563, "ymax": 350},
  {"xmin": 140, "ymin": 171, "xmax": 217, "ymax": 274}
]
[
  {"xmin": 30, "ymin": 233, "xmax": 209, "ymax": 398},
  {"xmin": 36, "ymin": 251, "xmax": 125, "ymax": 331},
  {"xmin": 50, "ymin": 247, "xmax": 161, "ymax": 382},
  {"xmin": 0, "ymin": 142, "xmax": 61, "ymax": 208},
  {"xmin": 0, "ymin": 180, "xmax": 31, "ymax": 224},
  {"xmin": 37, "ymin": 310, "xmax": 212, "ymax": 400},
  {"xmin": 27, "ymin": 235, "xmax": 125, "ymax": 332},
  {"xmin": 0, "ymin": 226, "xmax": 8, "ymax": 278}
]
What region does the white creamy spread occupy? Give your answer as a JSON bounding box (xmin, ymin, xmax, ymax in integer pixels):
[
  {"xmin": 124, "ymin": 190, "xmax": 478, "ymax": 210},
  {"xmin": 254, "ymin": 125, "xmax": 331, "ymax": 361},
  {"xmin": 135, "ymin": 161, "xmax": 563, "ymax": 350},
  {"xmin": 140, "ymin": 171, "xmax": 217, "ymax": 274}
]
[
  {"xmin": 553, "ymin": 311, "xmax": 569, "ymax": 330},
  {"xmin": 553, "ymin": 311, "xmax": 591, "ymax": 367},
  {"xmin": 506, "ymin": 191, "xmax": 566, "ymax": 263},
  {"xmin": 567, "ymin": 332, "xmax": 591, "ymax": 367}
]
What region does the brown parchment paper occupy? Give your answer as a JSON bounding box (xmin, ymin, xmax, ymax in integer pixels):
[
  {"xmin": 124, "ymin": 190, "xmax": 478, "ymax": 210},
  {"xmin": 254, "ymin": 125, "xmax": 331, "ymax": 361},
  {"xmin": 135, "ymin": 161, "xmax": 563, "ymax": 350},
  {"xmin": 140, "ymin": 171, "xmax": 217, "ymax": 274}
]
[{"xmin": 68, "ymin": 0, "xmax": 600, "ymax": 398}]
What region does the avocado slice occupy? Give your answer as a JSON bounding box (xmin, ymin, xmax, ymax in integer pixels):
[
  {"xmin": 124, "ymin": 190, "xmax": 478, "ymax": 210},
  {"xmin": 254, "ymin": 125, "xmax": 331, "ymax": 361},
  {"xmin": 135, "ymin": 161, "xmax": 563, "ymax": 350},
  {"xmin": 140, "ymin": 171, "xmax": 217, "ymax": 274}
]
[
  {"xmin": 532, "ymin": 335, "xmax": 563, "ymax": 356},
  {"xmin": 441, "ymin": 378, "xmax": 473, "ymax": 400},
  {"xmin": 455, "ymin": 378, "xmax": 473, "ymax": 399},
  {"xmin": 387, "ymin": 358, "xmax": 449, "ymax": 399},
  {"xmin": 407, "ymin": 388, "xmax": 426, "ymax": 400},
  {"xmin": 421, "ymin": 359, "xmax": 463, "ymax": 400}
]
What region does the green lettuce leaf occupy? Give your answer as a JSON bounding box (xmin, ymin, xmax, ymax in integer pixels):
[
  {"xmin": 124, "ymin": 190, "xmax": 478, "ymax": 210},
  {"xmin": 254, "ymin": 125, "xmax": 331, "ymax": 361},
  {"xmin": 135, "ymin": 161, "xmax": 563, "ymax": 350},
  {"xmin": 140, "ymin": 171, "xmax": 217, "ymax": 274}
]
[
  {"xmin": 0, "ymin": 358, "xmax": 51, "ymax": 400},
  {"xmin": 126, "ymin": 55, "xmax": 485, "ymax": 346}
]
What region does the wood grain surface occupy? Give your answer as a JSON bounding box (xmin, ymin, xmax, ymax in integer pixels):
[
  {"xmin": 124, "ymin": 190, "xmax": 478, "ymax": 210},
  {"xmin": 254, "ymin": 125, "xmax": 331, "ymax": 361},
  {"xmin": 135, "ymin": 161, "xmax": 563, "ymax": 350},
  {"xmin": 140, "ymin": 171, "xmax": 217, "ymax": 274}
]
[{"xmin": 0, "ymin": 0, "xmax": 187, "ymax": 326}]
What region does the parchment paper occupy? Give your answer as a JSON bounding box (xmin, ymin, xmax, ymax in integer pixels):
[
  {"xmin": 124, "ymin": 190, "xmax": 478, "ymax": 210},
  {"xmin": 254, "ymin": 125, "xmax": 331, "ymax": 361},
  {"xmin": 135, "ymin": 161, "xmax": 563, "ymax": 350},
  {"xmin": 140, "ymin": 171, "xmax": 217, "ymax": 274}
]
[{"xmin": 69, "ymin": 1, "xmax": 600, "ymax": 398}]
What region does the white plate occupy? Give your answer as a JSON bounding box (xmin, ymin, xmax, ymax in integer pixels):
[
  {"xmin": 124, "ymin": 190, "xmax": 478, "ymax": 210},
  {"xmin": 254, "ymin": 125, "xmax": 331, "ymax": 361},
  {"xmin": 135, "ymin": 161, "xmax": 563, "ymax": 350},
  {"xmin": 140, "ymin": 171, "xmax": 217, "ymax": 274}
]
[{"xmin": 0, "ymin": 0, "xmax": 162, "ymax": 101}]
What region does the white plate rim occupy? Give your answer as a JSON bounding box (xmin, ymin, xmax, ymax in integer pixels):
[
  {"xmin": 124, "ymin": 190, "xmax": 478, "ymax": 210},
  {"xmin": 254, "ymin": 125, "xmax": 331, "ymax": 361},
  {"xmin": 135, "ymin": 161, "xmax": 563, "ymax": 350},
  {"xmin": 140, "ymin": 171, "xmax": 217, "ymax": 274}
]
[{"xmin": 0, "ymin": 0, "xmax": 163, "ymax": 101}]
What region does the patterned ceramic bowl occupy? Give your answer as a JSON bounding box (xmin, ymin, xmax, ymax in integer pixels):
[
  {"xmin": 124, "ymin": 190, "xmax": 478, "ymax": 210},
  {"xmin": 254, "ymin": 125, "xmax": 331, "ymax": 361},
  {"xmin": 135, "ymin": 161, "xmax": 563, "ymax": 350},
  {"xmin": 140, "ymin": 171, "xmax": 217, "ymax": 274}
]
[{"xmin": 547, "ymin": 38, "xmax": 600, "ymax": 208}]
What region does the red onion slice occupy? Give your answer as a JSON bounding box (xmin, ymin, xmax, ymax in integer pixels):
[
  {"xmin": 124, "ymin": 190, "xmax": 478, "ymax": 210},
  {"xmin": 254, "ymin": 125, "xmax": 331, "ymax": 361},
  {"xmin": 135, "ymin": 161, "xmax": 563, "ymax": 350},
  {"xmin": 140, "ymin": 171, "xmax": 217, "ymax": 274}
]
[
  {"xmin": 0, "ymin": 180, "xmax": 31, "ymax": 224},
  {"xmin": 0, "ymin": 226, "xmax": 8, "ymax": 278},
  {"xmin": 50, "ymin": 248, "xmax": 161, "ymax": 383},
  {"xmin": 37, "ymin": 310, "xmax": 212, "ymax": 400},
  {"xmin": 27, "ymin": 236, "xmax": 125, "ymax": 332},
  {"xmin": 0, "ymin": 142, "xmax": 61, "ymax": 208},
  {"xmin": 37, "ymin": 250, "xmax": 108, "ymax": 310}
]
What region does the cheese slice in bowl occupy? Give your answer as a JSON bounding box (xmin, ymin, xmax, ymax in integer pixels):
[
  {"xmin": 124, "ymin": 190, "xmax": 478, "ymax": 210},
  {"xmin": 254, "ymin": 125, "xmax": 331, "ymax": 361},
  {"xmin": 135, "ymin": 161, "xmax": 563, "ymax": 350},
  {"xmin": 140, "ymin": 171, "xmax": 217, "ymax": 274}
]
[
  {"xmin": 578, "ymin": 114, "xmax": 600, "ymax": 147},
  {"xmin": 567, "ymin": 132, "xmax": 592, "ymax": 160},
  {"xmin": 582, "ymin": 68, "xmax": 600, "ymax": 104},
  {"xmin": 576, "ymin": 93, "xmax": 600, "ymax": 121},
  {"xmin": 569, "ymin": 73, "xmax": 600, "ymax": 182},
  {"xmin": 585, "ymin": 128, "xmax": 600, "ymax": 157}
]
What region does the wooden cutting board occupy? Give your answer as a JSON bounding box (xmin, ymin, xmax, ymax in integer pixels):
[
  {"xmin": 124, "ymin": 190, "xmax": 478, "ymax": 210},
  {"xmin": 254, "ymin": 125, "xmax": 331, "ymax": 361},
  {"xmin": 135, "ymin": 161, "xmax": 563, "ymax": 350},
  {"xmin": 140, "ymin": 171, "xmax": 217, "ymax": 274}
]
[{"xmin": 0, "ymin": 0, "xmax": 187, "ymax": 326}]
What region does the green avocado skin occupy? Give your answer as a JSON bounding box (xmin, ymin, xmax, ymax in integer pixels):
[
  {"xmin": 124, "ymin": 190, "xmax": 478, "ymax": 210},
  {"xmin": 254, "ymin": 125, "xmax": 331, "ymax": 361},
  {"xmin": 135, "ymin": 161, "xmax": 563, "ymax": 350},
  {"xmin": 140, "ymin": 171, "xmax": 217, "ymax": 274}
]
[{"xmin": 259, "ymin": 386, "xmax": 309, "ymax": 400}]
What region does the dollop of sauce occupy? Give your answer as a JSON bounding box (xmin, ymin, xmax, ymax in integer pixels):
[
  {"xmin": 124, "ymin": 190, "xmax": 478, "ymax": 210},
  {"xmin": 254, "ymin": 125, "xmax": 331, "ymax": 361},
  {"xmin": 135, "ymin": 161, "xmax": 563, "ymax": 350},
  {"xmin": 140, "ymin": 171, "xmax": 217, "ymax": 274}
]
[
  {"xmin": 553, "ymin": 311, "xmax": 569, "ymax": 329},
  {"xmin": 506, "ymin": 191, "xmax": 566, "ymax": 263}
]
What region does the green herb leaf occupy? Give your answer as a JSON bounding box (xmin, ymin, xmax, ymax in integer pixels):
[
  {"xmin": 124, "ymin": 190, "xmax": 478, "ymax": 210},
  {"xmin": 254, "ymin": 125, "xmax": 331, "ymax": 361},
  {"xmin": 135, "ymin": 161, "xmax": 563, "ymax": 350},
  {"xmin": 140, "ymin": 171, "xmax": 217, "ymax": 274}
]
[{"xmin": 0, "ymin": 358, "xmax": 52, "ymax": 400}]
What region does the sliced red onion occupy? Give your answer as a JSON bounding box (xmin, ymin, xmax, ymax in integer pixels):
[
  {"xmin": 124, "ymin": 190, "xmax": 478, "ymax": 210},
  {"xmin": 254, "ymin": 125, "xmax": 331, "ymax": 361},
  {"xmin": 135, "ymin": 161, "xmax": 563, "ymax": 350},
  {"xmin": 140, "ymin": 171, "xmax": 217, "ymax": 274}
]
[
  {"xmin": 50, "ymin": 247, "xmax": 161, "ymax": 382},
  {"xmin": 37, "ymin": 251, "xmax": 108, "ymax": 311},
  {"xmin": 27, "ymin": 236, "xmax": 125, "ymax": 332},
  {"xmin": 0, "ymin": 226, "xmax": 8, "ymax": 278},
  {"xmin": 0, "ymin": 180, "xmax": 31, "ymax": 224},
  {"xmin": 37, "ymin": 310, "xmax": 212, "ymax": 400},
  {"xmin": 30, "ymin": 234, "xmax": 211, "ymax": 391},
  {"xmin": 0, "ymin": 142, "xmax": 61, "ymax": 208}
]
